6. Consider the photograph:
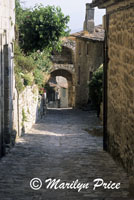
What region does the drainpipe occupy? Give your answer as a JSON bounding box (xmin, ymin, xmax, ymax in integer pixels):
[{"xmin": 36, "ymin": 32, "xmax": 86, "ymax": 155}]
[{"xmin": 17, "ymin": 91, "xmax": 20, "ymax": 137}]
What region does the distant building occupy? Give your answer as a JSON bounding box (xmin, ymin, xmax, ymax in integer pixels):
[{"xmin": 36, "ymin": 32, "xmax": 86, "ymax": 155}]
[
  {"xmin": 71, "ymin": 4, "xmax": 104, "ymax": 107},
  {"xmin": 0, "ymin": 0, "xmax": 15, "ymax": 157},
  {"xmin": 47, "ymin": 76, "xmax": 68, "ymax": 108},
  {"xmin": 56, "ymin": 76, "xmax": 68, "ymax": 108}
]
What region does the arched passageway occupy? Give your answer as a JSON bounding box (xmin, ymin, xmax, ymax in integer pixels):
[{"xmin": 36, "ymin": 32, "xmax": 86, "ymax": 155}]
[
  {"xmin": 48, "ymin": 41, "xmax": 76, "ymax": 108},
  {"xmin": 47, "ymin": 69, "xmax": 75, "ymax": 108}
]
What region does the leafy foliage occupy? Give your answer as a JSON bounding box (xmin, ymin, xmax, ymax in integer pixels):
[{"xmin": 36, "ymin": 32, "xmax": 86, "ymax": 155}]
[
  {"xmin": 14, "ymin": 42, "xmax": 51, "ymax": 92},
  {"xmin": 14, "ymin": 42, "xmax": 35, "ymax": 72},
  {"xmin": 22, "ymin": 108, "xmax": 27, "ymax": 122},
  {"xmin": 14, "ymin": 1, "xmax": 69, "ymax": 93},
  {"xmin": 15, "ymin": 0, "xmax": 24, "ymax": 25},
  {"xmin": 31, "ymin": 50, "xmax": 51, "ymax": 87},
  {"xmin": 30, "ymin": 50, "xmax": 52, "ymax": 73},
  {"xmin": 18, "ymin": 4, "xmax": 70, "ymax": 52},
  {"xmin": 21, "ymin": 108, "xmax": 27, "ymax": 128},
  {"xmin": 89, "ymin": 65, "xmax": 103, "ymax": 108},
  {"xmin": 15, "ymin": 73, "xmax": 24, "ymax": 93},
  {"xmin": 14, "ymin": 42, "xmax": 35, "ymax": 92},
  {"xmin": 23, "ymin": 73, "xmax": 34, "ymax": 86},
  {"xmin": 34, "ymin": 68, "xmax": 44, "ymax": 87}
]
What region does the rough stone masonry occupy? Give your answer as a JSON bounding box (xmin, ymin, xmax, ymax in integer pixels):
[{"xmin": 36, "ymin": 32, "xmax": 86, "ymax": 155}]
[{"xmin": 90, "ymin": 0, "xmax": 134, "ymax": 193}]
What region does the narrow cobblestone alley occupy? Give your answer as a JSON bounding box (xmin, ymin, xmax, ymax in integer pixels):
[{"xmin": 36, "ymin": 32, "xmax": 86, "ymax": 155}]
[{"xmin": 0, "ymin": 109, "xmax": 131, "ymax": 200}]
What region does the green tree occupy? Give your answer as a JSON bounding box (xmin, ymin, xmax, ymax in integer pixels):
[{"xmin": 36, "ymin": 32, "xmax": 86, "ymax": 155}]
[
  {"xmin": 14, "ymin": 1, "xmax": 69, "ymax": 92},
  {"xmin": 18, "ymin": 4, "xmax": 70, "ymax": 52},
  {"xmin": 89, "ymin": 65, "xmax": 103, "ymax": 116},
  {"xmin": 30, "ymin": 50, "xmax": 52, "ymax": 73},
  {"xmin": 15, "ymin": 0, "xmax": 24, "ymax": 25}
]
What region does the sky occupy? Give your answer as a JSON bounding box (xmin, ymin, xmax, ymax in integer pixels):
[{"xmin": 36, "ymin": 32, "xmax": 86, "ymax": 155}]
[{"xmin": 23, "ymin": 0, "xmax": 105, "ymax": 33}]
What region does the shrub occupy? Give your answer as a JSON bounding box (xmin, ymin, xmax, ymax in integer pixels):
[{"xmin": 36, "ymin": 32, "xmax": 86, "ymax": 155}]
[
  {"xmin": 89, "ymin": 65, "xmax": 103, "ymax": 115},
  {"xmin": 34, "ymin": 68, "xmax": 44, "ymax": 87},
  {"xmin": 16, "ymin": 55, "xmax": 35, "ymax": 72},
  {"xmin": 21, "ymin": 108, "xmax": 27, "ymax": 128},
  {"xmin": 30, "ymin": 50, "xmax": 52, "ymax": 73},
  {"xmin": 23, "ymin": 73, "xmax": 34, "ymax": 86},
  {"xmin": 14, "ymin": 42, "xmax": 52, "ymax": 93},
  {"xmin": 15, "ymin": 73, "xmax": 24, "ymax": 93},
  {"xmin": 22, "ymin": 108, "xmax": 27, "ymax": 122},
  {"xmin": 14, "ymin": 42, "xmax": 36, "ymax": 92},
  {"xmin": 14, "ymin": 43, "xmax": 36, "ymax": 73}
]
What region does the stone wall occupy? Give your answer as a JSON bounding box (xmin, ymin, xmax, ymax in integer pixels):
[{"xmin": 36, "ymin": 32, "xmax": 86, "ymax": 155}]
[
  {"xmin": 75, "ymin": 38, "xmax": 103, "ymax": 106},
  {"xmin": 13, "ymin": 85, "xmax": 39, "ymax": 137},
  {"xmin": 51, "ymin": 47, "xmax": 73, "ymax": 64},
  {"xmin": 104, "ymin": 0, "xmax": 134, "ymax": 188}
]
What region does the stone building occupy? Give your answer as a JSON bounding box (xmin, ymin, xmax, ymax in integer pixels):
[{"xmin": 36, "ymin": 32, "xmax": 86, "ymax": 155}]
[
  {"xmin": 71, "ymin": 4, "xmax": 104, "ymax": 107},
  {"xmin": 50, "ymin": 38, "xmax": 76, "ymax": 107},
  {"xmin": 47, "ymin": 76, "xmax": 68, "ymax": 108},
  {"xmin": 50, "ymin": 4, "xmax": 104, "ymax": 109},
  {"xmin": 90, "ymin": 0, "xmax": 134, "ymax": 190},
  {"xmin": 0, "ymin": 0, "xmax": 15, "ymax": 157},
  {"xmin": 57, "ymin": 76, "xmax": 68, "ymax": 108}
]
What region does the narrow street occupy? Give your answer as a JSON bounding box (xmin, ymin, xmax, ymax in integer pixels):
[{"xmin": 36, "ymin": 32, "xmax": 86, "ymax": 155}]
[{"xmin": 0, "ymin": 109, "xmax": 130, "ymax": 199}]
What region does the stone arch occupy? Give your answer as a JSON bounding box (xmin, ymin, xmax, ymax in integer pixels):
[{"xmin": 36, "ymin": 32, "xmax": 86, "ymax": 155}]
[
  {"xmin": 49, "ymin": 39, "xmax": 76, "ymax": 107},
  {"xmin": 50, "ymin": 69, "xmax": 75, "ymax": 107},
  {"xmin": 51, "ymin": 69, "xmax": 72, "ymax": 81}
]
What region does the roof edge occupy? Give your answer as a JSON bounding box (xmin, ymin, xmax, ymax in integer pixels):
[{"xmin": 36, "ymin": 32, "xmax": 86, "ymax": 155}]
[
  {"xmin": 90, "ymin": 0, "xmax": 125, "ymax": 8},
  {"xmin": 89, "ymin": 0, "xmax": 108, "ymax": 8}
]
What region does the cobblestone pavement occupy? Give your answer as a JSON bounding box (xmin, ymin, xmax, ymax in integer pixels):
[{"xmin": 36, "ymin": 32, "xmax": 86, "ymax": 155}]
[{"xmin": 0, "ymin": 108, "xmax": 132, "ymax": 200}]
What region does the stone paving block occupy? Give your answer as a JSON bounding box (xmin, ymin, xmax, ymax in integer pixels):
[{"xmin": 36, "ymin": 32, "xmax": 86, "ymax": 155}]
[{"xmin": 0, "ymin": 109, "xmax": 132, "ymax": 199}]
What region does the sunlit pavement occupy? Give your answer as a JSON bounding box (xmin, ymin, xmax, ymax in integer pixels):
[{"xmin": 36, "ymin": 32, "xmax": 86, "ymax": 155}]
[{"xmin": 0, "ymin": 108, "xmax": 131, "ymax": 200}]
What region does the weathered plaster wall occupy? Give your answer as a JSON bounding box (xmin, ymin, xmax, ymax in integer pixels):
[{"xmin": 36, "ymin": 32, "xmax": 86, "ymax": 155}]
[
  {"xmin": 13, "ymin": 85, "xmax": 39, "ymax": 137},
  {"xmin": 0, "ymin": 0, "xmax": 15, "ymax": 156},
  {"xmin": 75, "ymin": 38, "xmax": 103, "ymax": 107},
  {"xmin": 106, "ymin": 1, "xmax": 134, "ymax": 185},
  {"xmin": 60, "ymin": 88, "xmax": 68, "ymax": 108}
]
